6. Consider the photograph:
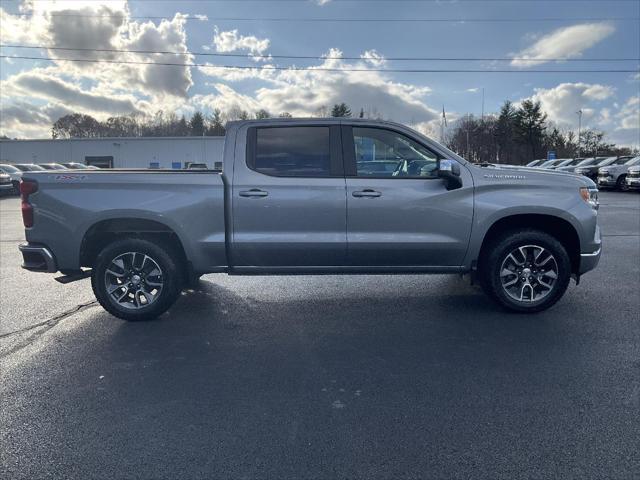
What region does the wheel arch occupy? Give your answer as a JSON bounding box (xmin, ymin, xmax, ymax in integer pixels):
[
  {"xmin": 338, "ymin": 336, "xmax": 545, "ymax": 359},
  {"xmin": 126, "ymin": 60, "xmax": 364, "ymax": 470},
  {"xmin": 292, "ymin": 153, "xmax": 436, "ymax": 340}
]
[
  {"xmin": 477, "ymin": 213, "xmax": 581, "ymax": 274},
  {"xmin": 80, "ymin": 217, "xmax": 191, "ymax": 278}
]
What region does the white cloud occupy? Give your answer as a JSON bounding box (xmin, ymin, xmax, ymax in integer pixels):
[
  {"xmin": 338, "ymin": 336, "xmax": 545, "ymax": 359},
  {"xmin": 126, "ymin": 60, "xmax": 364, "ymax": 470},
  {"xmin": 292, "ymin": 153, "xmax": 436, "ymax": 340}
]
[
  {"xmin": 0, "ymin": 2, "xmax": 193, "ymax": 100},
  {"xmin": 528, "ymin": 82, "xmax": 615, "ymax": 126},
  {"xmin": 466, "ymin": 88, "xmax": 480, "ymax": 93},
  {"xmin": 3, "ymin": 69, "xmax": 146, "ymax": 115},
  {"xmin": 360, "ymin": 50, "xmax": 386, "ymax": 67},
  {"xmin": 196, "ymin": 48, "xmax": 437, "ymax": 126},
  {"xmin": 511, "ymin": 23, "xmax": 615, "ymax": 67},
  {"xmin": 212, "ymin": 27, "xmax": 270, "ymax": 57},
  {"xmin": 616, "ymin": 96, "xmax": 640, "ymax": 131},
  {"xmin": 0, "ymin": 1, "xmax": 196, "ymax": 136}
]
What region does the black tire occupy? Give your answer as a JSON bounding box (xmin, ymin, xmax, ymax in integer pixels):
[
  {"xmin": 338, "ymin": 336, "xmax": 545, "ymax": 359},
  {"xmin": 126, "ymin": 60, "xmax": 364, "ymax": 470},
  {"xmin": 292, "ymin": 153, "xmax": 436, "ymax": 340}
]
[
  {"xmin": 479, "ymin": 229, "xmax": 571, "ymax": 313},
  {"xmin": 617, "ymin": 175, "xmax": 628, "ymax": 191},
  {"xmin": 12, "ymin": 181, "xmax": 20, "ymax": 195},
  {"xmin": 92, "ymin": 238, "xmax": 182, "ymax": 321}
]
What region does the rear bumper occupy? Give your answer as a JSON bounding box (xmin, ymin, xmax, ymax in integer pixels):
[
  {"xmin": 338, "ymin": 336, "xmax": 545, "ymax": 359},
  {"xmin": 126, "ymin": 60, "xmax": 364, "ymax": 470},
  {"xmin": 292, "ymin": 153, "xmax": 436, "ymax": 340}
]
[{"xmin": 19, "ymin": 243, "xmax": 57, "ymax": 272}]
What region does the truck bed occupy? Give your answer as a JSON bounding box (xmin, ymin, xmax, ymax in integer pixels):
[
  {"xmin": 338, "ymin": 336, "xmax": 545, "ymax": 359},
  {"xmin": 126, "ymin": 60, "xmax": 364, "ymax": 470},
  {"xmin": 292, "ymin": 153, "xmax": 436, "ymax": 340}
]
[{"xmin": 22, "ymin": 170, "xmax": 227, "ymax": 272}]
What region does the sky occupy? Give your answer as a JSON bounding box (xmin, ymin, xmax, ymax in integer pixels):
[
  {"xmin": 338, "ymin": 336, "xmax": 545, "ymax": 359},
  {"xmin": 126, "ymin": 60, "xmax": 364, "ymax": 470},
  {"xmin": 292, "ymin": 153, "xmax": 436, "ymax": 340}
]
[{"xmin": 0, "ymin": 0, "xmax": 638, "ymax": 148}]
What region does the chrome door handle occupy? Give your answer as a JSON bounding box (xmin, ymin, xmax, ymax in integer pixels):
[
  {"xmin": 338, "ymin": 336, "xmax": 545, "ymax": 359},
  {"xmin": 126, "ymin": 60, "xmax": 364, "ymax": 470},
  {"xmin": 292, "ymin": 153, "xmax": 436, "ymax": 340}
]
[
  {"xmin": 352, "ymin": 189, "xmax": 381, "ymax": 198},
  {"xmin": 239, "ymin": 189, "xmax": 269, "ymax": 198}
]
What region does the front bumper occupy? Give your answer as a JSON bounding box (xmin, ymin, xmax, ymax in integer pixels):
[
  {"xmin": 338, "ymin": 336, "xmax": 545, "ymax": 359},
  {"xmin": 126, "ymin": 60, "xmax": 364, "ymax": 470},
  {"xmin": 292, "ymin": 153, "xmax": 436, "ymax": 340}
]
[
  {"xmin": 579, "ymin": 226, "xmax": 601, "ymax": 275},
  {"xmin": 626, "ymin": 177, "xmax": 640, "ymax": 190},
  {"xmin": 597, "ymin": 176, "xmax": 617, "ymax": 187},
  {"xmin": 19, "ymin": 243, "xmax": 57, "ymax": 272},
  {"xmin": 0, "ymin": 183, "xmax": 14, "ymax": 194}
]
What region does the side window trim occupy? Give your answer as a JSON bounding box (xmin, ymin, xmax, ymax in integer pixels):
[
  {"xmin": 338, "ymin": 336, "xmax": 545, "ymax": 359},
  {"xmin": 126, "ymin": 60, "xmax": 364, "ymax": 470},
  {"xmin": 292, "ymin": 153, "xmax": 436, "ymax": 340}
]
[
  {"xmin": 343, "ymin": 125, "xmax": 442, "ymax": 179},
  {"xmin": 246, "ymin": 125, "xmax": 344, "ymax": 178}
]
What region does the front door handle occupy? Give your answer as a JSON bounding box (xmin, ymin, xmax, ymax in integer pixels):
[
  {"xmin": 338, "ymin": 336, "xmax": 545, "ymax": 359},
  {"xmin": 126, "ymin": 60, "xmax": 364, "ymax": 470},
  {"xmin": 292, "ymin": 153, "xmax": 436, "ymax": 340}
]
[
  {"xmin": 239, "ymin": 189, "xmax": 269, "ymax": 198},
  {"xmin": 352, "ymin": 189, "xmax": 382, "ymax": 198}
]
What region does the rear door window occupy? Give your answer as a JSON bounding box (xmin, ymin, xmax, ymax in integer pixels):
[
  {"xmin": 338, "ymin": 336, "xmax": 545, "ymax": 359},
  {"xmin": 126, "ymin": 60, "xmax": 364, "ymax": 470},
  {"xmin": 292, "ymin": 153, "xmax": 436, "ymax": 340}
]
[{"xmin": 250, "ymin": 126, "xmax": 333, "ymax": 177}]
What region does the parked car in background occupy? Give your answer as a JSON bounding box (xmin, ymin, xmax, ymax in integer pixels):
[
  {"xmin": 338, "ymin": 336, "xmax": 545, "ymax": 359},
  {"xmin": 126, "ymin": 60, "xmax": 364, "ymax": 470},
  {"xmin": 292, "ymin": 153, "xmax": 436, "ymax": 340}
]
[
  {"xmin": 574, "ymin": 157, "xmax": 626, "ymax": 181},
  {"xmin": 552, "ymin": 158, "xmax": 584, "ymax": 172},
  {"xmin": 556, "ymin": 157, "xmax": 602, "ymax": 174},
  {"xmin": 536, "ymin": 159, "xmax": 566, "ymax": 169},
  {"xmin": 625, "ymin": 165, "xmax": 640, "ymax": 191},
  {"xmin": 597, "ymin": 156, "xmax": 639, "ymax": 190},
  {"xmin": 14, "ymin": 164, "xmax": 47, "ymax": 172},
  {"xmin": 39, "ymin": 163, "xmax": 68, "ymax": 170},
  {"xmin": 526, "ymin": 159, "xmax": 544, "ymax": 167},
  {"xmin": 545, "ymin": 158, "xmax": 570, "ymax": 169},
  {"xmin": 0, "ymin": 172, "xmax": 14, "ymax": 195},
  {"xmin": 0, "ymin": 163, "xmax": 23, "ymax": 194},
  {"xmin": 18, "ymin": 118, "xmax": 601, "ymax": 320}
]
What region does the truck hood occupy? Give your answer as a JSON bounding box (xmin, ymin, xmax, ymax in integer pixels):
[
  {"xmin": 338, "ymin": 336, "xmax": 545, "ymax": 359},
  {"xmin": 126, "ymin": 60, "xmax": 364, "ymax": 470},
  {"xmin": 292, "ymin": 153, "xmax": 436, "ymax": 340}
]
[{"xmin": 471, "ymin": 164, "xmax": 596, "ymax": 187}]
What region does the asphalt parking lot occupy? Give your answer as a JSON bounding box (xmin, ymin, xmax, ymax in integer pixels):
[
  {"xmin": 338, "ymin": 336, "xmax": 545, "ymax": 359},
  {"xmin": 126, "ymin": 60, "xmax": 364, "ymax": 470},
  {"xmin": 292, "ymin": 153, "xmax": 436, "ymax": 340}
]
[{"xmin": 1, "ymin": 192, "xmax": 639, "ymax": 479}]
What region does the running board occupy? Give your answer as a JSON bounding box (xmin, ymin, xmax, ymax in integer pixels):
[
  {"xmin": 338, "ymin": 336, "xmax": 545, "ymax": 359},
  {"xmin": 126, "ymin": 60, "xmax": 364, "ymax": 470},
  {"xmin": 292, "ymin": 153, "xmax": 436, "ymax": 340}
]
[{"xmin": 54, "ymin": 270, "xmax": 92, "ymax": 284}]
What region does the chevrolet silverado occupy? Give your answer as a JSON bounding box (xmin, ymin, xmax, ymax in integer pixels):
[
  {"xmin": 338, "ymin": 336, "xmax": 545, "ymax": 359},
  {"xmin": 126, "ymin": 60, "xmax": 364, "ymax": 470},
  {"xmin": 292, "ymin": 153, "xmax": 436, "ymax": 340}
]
[{"xmin": 18, "ymin": 119, "xmax": 601, "ymax": 321}]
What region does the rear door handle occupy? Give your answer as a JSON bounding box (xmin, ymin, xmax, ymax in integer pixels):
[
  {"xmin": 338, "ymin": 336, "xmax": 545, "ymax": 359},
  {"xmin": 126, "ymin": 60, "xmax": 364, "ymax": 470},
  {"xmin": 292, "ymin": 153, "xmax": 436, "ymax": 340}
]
[
  {"xmin": 239, "ymin": 189, "xmax": 269, "ymax": 198},
  {"xmin": 352, "ymin": 189, "xmax": 382, "ymax": 198}
]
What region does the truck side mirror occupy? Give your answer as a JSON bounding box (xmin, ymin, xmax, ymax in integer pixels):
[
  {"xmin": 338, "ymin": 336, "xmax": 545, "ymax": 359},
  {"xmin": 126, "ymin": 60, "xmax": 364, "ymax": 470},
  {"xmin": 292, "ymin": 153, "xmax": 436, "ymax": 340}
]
[{"xmin": 438, "ymin": 159, "xmax": 462, "ymax": 190}]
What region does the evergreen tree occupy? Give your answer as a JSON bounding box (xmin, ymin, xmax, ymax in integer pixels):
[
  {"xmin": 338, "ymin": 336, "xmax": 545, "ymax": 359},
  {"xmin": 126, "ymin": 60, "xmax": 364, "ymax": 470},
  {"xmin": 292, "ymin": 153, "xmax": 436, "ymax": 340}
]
[
  {"xmin": 205, "ymin": 109, "xmax": 225, "ymax": 136},
  {"xmin": 190, "ymin": 111, "xmax": 205, "ymax": 136},
  {"xmin": 495, "ymin": 101, "xmax": 517, "ymax": 163},
  {"xmin": 331, "ymin": 103, "xmax": 352, "ymax": 117},
  {"xmin": 514, "ymin": 100, "xmax": 547, "ymax": 161}
]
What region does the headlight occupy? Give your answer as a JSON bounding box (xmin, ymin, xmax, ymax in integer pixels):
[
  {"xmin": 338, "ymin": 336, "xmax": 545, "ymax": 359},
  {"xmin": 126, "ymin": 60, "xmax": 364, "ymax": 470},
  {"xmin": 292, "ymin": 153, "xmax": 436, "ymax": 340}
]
[{"xmin": 580, "ymin": 187, "xmax": 599, "ymax": 210}]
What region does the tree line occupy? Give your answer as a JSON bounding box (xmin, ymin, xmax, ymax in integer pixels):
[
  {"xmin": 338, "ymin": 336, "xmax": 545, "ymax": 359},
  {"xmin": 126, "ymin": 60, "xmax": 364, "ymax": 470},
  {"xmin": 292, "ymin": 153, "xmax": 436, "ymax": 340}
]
[
  {"xmin": 49, "ymin": 101, "xmax": 634, "ymax": 165},
  {"xmin": 444, "ymin": 100, "xmax": 633, "ymax": 164}
]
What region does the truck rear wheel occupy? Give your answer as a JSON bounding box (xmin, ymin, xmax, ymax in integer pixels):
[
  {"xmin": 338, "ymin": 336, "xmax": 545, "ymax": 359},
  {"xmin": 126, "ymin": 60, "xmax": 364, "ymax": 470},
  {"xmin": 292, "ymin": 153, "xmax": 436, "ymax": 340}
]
[
  {"xmin": 91, "ymin": 238, "xmax": 182, "ymax": 321},
  {"xmin": 479, "ymin": 229, "xmax": 571, "ymax": 313}
]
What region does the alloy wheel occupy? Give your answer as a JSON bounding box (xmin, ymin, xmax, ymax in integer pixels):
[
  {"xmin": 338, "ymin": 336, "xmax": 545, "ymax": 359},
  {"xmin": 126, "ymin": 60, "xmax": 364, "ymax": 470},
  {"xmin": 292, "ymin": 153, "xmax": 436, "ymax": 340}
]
[
  {"xmin": 104, "ymin": 252, "xmax": 164, "ymax": 310},
  {"xmin": 499, "ymin": 244, "xmax": 559, "ymax": 303}
]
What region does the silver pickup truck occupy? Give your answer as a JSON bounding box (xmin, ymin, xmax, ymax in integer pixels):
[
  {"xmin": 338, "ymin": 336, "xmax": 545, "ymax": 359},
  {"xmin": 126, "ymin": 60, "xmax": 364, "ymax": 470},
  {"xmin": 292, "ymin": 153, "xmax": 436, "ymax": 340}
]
[{"xmin": 18, "ymin": 119, "xmax": 601, "ymax": 321}]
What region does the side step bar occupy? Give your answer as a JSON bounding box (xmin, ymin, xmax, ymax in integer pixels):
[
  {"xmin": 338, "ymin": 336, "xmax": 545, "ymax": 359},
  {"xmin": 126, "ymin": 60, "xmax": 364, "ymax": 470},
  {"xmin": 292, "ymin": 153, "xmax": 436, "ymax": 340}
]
[{"xmin": 54, "ymin": 270, "xmax": 92, "ymax": 284}]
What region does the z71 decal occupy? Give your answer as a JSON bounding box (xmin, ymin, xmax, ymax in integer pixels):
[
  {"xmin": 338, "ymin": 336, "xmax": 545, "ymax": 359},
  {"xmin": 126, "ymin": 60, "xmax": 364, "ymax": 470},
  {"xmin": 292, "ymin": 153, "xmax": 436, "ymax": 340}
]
[{"xmin": 53, "ymin": 174, "xmax": 88, "ymax": 181}]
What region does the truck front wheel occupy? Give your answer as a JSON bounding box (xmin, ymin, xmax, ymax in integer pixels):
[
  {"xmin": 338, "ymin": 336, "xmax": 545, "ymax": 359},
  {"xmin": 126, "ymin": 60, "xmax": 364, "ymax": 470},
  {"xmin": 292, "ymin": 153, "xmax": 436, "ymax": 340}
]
[
  {"xmin": 92, "ymin": 238, "xmax": 182, "ymax": 321},
  {"xmin": 480, "ymin": 229, "xmax": 571, "ymax": 313}
]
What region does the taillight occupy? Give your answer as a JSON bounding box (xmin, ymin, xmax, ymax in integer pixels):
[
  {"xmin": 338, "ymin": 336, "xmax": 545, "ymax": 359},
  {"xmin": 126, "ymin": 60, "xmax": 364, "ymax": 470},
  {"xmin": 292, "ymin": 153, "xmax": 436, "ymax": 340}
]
[{"xmin": 20, "ymin": 179, "xmax": 38, "ymax": 228}]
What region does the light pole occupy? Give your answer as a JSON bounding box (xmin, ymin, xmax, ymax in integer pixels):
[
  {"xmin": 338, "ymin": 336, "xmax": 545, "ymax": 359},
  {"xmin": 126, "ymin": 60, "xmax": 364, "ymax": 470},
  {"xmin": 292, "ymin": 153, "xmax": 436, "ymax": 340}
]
[{"xmin": 576, "ymin": 109, "xmax": 583, "ymax": 157}]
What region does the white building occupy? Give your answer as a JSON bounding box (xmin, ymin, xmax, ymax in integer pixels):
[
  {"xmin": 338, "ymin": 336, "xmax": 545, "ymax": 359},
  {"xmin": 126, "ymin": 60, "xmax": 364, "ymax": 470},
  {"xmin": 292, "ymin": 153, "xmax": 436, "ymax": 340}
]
[{"xmin": 0, "ymin": 136, "xmax": 225, "ymax": 169}]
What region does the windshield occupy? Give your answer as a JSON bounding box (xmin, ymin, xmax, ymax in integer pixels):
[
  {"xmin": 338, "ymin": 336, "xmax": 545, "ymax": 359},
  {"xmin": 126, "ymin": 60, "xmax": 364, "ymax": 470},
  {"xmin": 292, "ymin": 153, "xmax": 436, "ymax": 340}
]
[
  {"xmin": 609, "ymin": 157, "xmax": 632, "ymax": 166},
  {"xmin": 597, "ymin": 157, "xmax": 616, "ymax": 167},
  {"xmin": 0, "ymin": 164, "xmax": 20, "ymax": 173},
  {"xmin": 576, "ymin": 158, "xmax": 598, "ymax": 167},
  {"xmin": 555, "ymin": 159, "xmax": 572, "ymax": 167},
  {"xmin": 566, "ymin": 158, "xmax": 584, "ymax": 166},
  {"xmin": 626, "ymin": 156, "xmax": 640, "ymax": 166},
  {"xmin": 28, "ymin": 165, "xmax": 46, "ymax": 171}
]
